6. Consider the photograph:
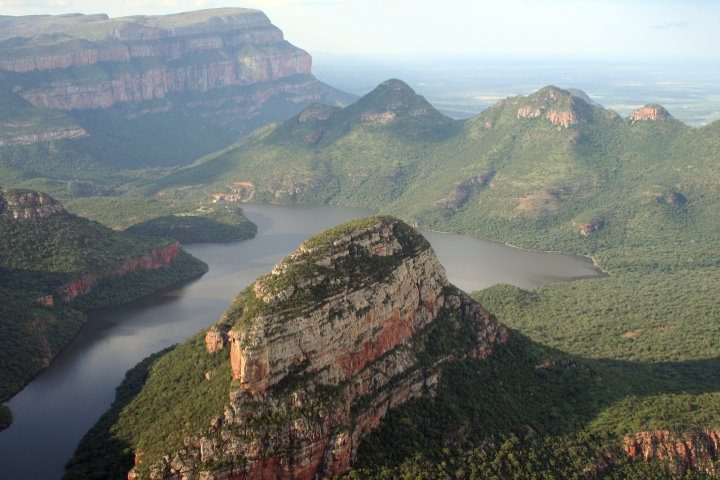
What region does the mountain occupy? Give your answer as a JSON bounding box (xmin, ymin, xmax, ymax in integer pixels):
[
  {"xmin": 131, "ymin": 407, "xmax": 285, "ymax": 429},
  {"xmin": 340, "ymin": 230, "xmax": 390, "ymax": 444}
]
[
  {"xmin": 0, "ymin": 188, "xmax": 208, "ymax": 420},
  {"xmin": 145, "ymin": 82, "xmax": 715, "ymax": 265},
  {"xmin": 129, "ymin": 81, "xmax": 720, "ymax": 476},
  {"xmin": 0, "ymin": 8, "xmax": 354, "ymax": 186},
  {"xmin": 64, "ymin": 216, "xmax": 508, "ymax": 479}
]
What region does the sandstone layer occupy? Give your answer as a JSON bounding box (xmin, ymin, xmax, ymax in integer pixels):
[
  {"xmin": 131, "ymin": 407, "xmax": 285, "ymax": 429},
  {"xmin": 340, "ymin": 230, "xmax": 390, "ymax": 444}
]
[
  {"xmin": 0, "ymin": 9, "xmax": 352, "ymax": 151},
  {"xmin": 0, "ymin": 188, "xmax": 65, "ymax": 220},
  {"xmin": 624, "ymin": 429, "xmax": 720, "ymax": 475},
  {"xmin": 129, "ymin": 216, "xmax": 508, "ymax": 479}
]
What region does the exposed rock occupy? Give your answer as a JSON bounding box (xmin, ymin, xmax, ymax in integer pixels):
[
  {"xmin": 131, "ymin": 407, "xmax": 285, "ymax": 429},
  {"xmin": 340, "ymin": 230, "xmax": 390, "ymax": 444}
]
[
  {"xmin": 629, "ymin": 105, "xmax": 670, "ymax": 123},
  {"xmin": 1, "ymin": 10, "xmax": 312, "ymax": 110},
  {"xmin": 546, "ymin": 108, "xmax": 579, "ymax": 128},
  {"xmin": 574, "ymin": 218, "xmax": 605, "ymax": 236},
  {"xmin": 0, "ymin": 189, "xmax": 65, "ymax": 221},
  {"xmin": 0, "ymin": 126, "xmax": 88, "ymax": 146},
  {"xmin": 360, "ymin": 111, "xmax": 397, "ymax": 124},
  {"xmin": 298, "ymin": 104, "xmax": 334, "ymax": 123},
  {"xmin": 55, "ymin": 242, "xmax": 183, "ymax": 302},
  {"xmin": 34, "ymin": 295, "xmax": 54, "ymax": 307},
  {"xmin": 129, "ymin": 216, "xmax": 508, "ymax": 479},
  {"xmin": 517, "ymin": 106, "xmax": 542, "ymax": 119},
  {"xmin": 205, "ymin": 327, "xmax": 226, "ymax": 354},
  {"xmin": 624, "ymin": 430, "xmax": 720, "ymax": 475}
]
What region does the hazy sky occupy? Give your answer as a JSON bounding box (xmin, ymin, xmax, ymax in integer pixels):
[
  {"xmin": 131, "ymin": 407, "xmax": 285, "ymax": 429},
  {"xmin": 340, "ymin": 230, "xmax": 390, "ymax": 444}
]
[{"xmin": 1, "ymin": 0, "xmax": 718, "ymax": 59}]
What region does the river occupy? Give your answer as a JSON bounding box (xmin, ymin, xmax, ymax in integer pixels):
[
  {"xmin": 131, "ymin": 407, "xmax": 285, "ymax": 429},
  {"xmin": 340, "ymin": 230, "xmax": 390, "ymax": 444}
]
[{"xmin": 0, "ymin": 204, "xmax": 603, "ymax": 480}]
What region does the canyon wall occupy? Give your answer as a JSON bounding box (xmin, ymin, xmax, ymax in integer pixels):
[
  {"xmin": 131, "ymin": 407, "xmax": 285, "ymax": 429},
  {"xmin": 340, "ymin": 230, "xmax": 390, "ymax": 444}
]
[
  {"xmin": 129, "ymin": 217, "xmax": 508, "ymax": 479},
  {"xmin": 0, "ymin": 9, "xmax": 352, "ymax": 155},
  {"xmin": 0, "ymin": 189, "xmax": 65, "ymax": 220},
  {"xmin": 624, "ymin": 429, "xmax": 720, "ymax": 475},
  {"xmin": 1, "ymin": 9, "xmax": 311, "ymax": 110}
]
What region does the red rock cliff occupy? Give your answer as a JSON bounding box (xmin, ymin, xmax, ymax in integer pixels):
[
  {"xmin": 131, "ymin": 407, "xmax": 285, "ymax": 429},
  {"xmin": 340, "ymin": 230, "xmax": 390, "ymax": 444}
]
[
  {"xmin": 128, "ymin": 217, "xmax": 508, "ymax": 479},
  {"xmin": 624, "ymin": 429, "xmax": 720, "ymax": 475},
  {"xmin": 0, "ymin": 9, "xmax": 312, "ymax": 110},
  {"xmin": 55, "ymin": 242, "xmax": 182, "ymax": 302}
]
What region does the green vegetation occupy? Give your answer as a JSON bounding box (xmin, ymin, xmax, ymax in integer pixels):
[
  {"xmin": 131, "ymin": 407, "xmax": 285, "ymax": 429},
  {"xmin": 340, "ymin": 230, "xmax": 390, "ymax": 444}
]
[
  {"xmin": 344, "ymin": 434, "xmax": 714, "ymax": 479},
  {"xmin": 0, "ymin": 191, "xmax": 207, "ymax": 408},
  {"xmin": 115, "ymin": 82, "xmax": 719, "ymax": 476},
  {"xmin": 63, "ymin": 348, "xmax": 174, "ymax": 480},
  {"xmin": 46, "ymin": 81, "xmax": 720, "ymax": 478},
  {"xmin": 124, "ymin": 209, "xmax": 257, "ymax": 244},
  {"xmin": 0, "ymin": 405, "xmax": 12, "ymax": 431},
  {"xmin": 63, "ymin": 330, "xmax": 231, "ymax": 479}
]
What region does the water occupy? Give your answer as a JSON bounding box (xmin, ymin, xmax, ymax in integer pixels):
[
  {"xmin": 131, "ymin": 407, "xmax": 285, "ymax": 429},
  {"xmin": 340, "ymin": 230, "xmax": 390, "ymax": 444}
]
[{"xmin": 0, "ymin": 204, "xmax": 603, "ymax": 479}]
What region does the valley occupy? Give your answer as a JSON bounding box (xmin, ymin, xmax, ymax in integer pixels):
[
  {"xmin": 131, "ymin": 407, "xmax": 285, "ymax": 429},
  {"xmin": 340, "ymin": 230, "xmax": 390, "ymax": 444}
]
[
  {"xmin": 1, "ymin": 203, "xmax": 601, "ymax": 480},
  {"xmin": 0, "ymin": 5, "xmax": 717, "ymax": 479}
]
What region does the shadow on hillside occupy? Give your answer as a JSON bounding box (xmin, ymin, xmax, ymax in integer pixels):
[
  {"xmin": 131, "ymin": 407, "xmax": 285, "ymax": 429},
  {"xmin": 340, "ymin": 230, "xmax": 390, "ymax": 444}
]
[
  {"xmin": 355, "ymin": 330, "xmax": 720, "ymax": 469},
  {"xmin": 62, "ymin": 348, "xmax": 174, "ymax": 480}
]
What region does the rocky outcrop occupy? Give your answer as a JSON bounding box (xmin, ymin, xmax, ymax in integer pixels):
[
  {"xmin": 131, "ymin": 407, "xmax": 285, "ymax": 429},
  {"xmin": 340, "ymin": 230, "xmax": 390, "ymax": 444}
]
[
  {"xmin": 360, "ymin": 111, "xmax": 397, "ymax": 124},
  {"xmin": 130, "ymin": 216, "xmax": 508, "ymax": 479},
  {"xmin": 55, "ymin": 242, "xmax": 182, "ymax": 303},
  {"xmin": 546, "ymin": 108, "xmax": 579, "ymax": 128},
  {"xmin": 0, "ymin": 126, "xmax": 88, "ymax": 146},
  {"xmin": 0, "ymin": 189, "xmax": 65, "ymax": 220},
  {"xmin": 574, "ymin": 218, "xmax": 605, "ymax": 236},
  {"xmin": 511, "ymin": 86, "xmax": 590, "ymax": 129},
  {"xmin": 623, "ymin": 430, "xmax": 720, "ymax": 475},
  {"xmin": 629, "ymin": 105, "xmax": 671, "ymax": 123},
  {"xmin": 1, "ymin": 10, "xmax": 311, "ymax": 109}
]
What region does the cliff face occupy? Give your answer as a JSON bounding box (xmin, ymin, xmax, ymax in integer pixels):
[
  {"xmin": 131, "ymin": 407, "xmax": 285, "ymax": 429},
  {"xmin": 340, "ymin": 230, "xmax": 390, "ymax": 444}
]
[
  {"xmin": 0, "ymin": 188, "xmax": 65, "ymax": 220},
  {"xmin": 129, "ymin": 216, "xmax": 508, "ymax": 479},
  {"xmin": 624, "ymin": 430, "xmax": 720, "ymax": 475},
  {"xmin": 0, "ymin": 9, "xmax": 352, "ymax": 157},
  {"xmin": 1, "ymin": 9, "xmax": 311, "ymax": 110},
  {"xmin": 55, "ymin": 242, "xmax": 182, "ymax": 303}
]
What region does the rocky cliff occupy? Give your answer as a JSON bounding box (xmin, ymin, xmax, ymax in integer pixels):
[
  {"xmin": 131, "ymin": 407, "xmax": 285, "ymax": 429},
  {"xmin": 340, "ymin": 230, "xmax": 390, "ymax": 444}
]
[
  {"xmin": 126, "ymin": 216, "xmax": 508, "ymax": 479},
  {"xmin": 623, "ymin": 430, "xmax": 720, "ymax": 475},
  {"xmin": 0, "ymin": 9, "xmax": 353, "ymax": 162},
  {"xmin": 55, "ymin": 242, "xmax": 182, "ymax": 303},
  {"xmin": 1, "ymin": 9, "xmax": 311, "ymax": 110},
  {"xmin": 0, "ymin": 188, "xmax": 65, "ymax": 220}
]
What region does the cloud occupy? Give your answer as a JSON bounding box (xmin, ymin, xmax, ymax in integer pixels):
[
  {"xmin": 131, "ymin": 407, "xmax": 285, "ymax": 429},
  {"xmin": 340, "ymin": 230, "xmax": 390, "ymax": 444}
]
[{"xmin": 652, "ymin": 21, "xmax": 689, "ymax": 29}]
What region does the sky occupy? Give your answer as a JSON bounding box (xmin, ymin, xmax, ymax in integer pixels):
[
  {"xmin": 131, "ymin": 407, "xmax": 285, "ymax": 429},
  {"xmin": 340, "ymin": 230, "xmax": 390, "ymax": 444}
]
[{"xmin": 0, "ymin": 0, "xmax": 719, "ymax": 59}]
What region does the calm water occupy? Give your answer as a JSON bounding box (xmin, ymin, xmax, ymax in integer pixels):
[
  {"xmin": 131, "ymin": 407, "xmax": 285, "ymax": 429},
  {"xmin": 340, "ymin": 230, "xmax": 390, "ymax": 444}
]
[{"xmin": 0, "ymin": 204, "xmax": 603, "ymax": 480}]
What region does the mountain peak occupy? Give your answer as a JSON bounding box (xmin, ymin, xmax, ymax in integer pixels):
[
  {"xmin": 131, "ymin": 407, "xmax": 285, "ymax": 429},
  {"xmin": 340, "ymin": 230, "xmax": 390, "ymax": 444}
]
[
  {"xmin": 628, "ymin": 104, "xmax": 672, "ymax": 123},
  {"xmin": 511, "ymin": 85, "xmax": 596, "ymax": 128},
  {"xmin": 125, "ymin": 216, "xmax": 507, "ymax": 478},
  {"xmin": 354, "ymin": 78, "xmax": 440, "ymax": 122},
  {"xmin": 235, "ymin": 216, "xmax": 431, "ymax": 315}
]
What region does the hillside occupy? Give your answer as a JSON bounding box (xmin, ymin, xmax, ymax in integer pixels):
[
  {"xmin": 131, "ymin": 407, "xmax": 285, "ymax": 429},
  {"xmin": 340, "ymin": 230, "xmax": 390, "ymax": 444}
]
[
  {"xmin": 67, "ymin": 217, "xmax": 720, "ymax": 479},
  {"xmin": 127, "ymin": 81, "xmax": 720, "ymax": 475},
  {"xmin": 0, "ymin": 8, "xmax": 354, "ymax": 188},
  {"xmin": 0, "ymin": 188, "xmax": 208, "ymax": 422}
]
